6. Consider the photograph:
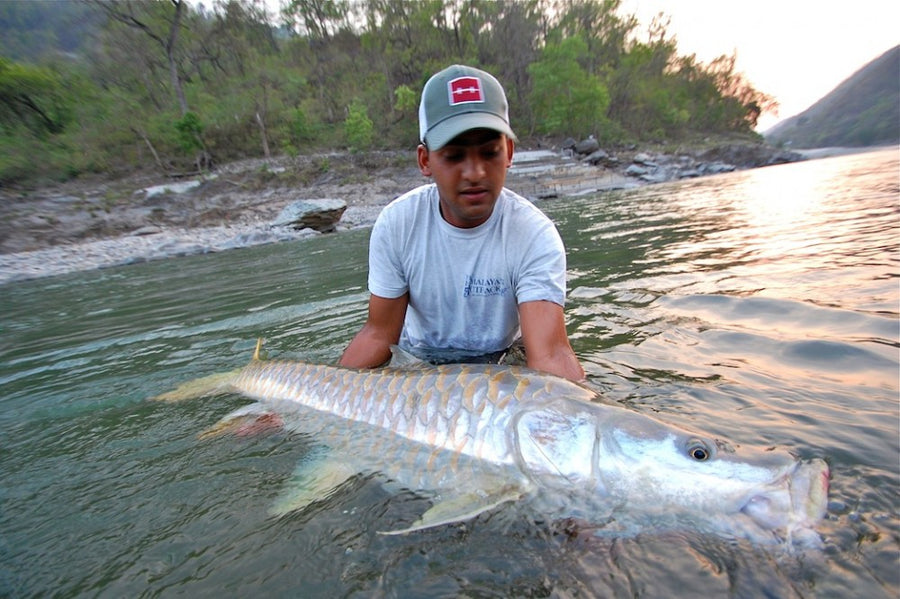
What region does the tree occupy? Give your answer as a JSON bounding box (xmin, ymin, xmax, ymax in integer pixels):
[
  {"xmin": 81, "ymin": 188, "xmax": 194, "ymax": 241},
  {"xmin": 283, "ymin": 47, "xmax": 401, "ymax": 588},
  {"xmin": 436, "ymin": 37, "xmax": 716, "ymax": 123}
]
[
  {"xmin": 669, "ymin": 53, "xmax": 776, "ymax": 133},
  {"xmin": 528, "ymin": 37, "xmax": 610, "ymax": 137},
  {"xmin": 283, "ymin": 0, "xmax": 353, "ymax": 41},
  {"xmin": 94, "ymin": 0, "xmax": 191, "ymax": 115},
  {"xmin": 360, "ymin": 0, "xmax": 452, "ymax": 103},
  {"xmin": 454, "ymin": 0, "xmax": 543, "ymax": 125},
  {"xmin": 608, "ymin": 41, "xmax": 682, "ymax": 137},
  {"xmin": 0, "ymin": 0, "xmax": 783, "ymax": 184},
  {"xmin": 344, "ymin": 98, "xmax": 374, "ymax": 151},
  {"xmin": 392, "ymin": 83, "xmax": 418, "ymax": 143},
  {"xmin": 700, "ymin": 54, "xmax": 775, "ymax": 131},
  {"xmin": 548, "ymin": 0, "xmax": 635, "ymax": 74},
  {"xmin": 0, "ymin": 57, "xmax": 67, "ymax": 135}
]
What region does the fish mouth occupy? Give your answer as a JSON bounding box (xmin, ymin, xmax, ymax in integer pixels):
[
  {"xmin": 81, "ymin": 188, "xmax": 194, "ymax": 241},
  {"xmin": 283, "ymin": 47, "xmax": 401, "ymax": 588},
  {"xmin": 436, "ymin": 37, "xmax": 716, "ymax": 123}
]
[{"xmin": 739, "ymin": 458, "xmax": 830, "ymax": 534}]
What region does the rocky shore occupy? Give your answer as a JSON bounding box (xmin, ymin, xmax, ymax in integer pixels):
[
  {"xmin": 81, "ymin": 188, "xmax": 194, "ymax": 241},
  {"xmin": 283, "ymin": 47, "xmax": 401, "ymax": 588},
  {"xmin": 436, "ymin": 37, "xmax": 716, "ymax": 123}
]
[{"xmin": 0, "ymin": 141, "xmax": 805, "ymax": 285}]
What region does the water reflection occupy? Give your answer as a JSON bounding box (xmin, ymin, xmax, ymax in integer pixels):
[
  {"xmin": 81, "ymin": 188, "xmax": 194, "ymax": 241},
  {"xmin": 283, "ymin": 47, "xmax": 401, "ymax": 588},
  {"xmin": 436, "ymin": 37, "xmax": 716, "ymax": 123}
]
[{"xmin": 0, "ymin": 149, "xmax": 897, "ymax": 597}]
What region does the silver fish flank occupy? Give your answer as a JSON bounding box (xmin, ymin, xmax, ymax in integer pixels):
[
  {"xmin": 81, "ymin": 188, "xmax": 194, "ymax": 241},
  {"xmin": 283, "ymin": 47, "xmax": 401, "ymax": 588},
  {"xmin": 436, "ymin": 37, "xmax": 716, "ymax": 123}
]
[{"xmin": 157, "ymin": 342, "xmax": 829, "ymax": 544}]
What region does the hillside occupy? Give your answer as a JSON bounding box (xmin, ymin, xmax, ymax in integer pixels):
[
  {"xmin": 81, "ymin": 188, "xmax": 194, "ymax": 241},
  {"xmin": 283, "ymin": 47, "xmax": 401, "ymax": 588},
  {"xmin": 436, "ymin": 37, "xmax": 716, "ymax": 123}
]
[
  {"xmin": 765, "ymin": 46, "xmax": 899, "ymax": 148},
  {"xmin": 1, "ymin": 0, "xmax": 773, "ymax": 186}
]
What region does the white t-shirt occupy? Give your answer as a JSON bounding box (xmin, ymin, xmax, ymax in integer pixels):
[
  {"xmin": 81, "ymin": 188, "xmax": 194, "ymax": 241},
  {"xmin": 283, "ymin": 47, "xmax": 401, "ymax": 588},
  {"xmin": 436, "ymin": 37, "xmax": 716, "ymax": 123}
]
[{"xmin": 368, "ymin": 183, "xmax": 567, "ymax": 359}]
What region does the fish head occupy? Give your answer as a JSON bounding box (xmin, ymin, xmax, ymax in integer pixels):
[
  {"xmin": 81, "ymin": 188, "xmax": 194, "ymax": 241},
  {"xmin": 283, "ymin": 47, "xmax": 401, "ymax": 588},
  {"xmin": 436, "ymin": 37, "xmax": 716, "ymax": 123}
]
[
  {"xmin": 513, "ymin": 399, "xmax": 829, "ymax": 542},
  {"xmin": 600, "ymin": 411, "xmax": 830, "ymax": 542},
  {"xmin": 737, "ymin": 457, "xmax": 830, "ymax": 539}
]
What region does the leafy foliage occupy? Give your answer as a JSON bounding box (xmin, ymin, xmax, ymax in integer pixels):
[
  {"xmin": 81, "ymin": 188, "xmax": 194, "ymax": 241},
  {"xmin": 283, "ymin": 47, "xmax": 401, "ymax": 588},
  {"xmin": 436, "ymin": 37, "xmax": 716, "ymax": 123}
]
[
  {"xmin": 0, "ymin": 57, "xmax": 68, "ymax": 135},
  {"xmin": 344, "ymin": 98, "xmax": 374, "ymax": 151},
  {"xmin": 0, "ymin": 0, "xmax": 778, "ymax": 185},
  {"xmin": 174, "ymin": 112, "xmax": 204, "ymax": 153},
  {"xmin": 528, "ymin": 37, "xmax": 610, "ymax": 136}
]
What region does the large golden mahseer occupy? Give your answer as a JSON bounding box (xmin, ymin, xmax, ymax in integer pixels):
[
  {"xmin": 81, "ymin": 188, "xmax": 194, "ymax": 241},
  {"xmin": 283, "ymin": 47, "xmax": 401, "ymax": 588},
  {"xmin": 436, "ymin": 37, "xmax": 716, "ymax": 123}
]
[{"xmin": 156, "ymin": 339, "xmax": 829, "ymax": 545}]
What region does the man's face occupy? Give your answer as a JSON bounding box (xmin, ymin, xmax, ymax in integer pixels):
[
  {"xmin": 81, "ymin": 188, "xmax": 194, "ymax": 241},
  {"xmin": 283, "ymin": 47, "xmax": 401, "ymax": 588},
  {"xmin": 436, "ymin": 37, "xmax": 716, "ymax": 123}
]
[{"xmin": 417, "ymin": 129, "xmax": 515, "ymax": 228}]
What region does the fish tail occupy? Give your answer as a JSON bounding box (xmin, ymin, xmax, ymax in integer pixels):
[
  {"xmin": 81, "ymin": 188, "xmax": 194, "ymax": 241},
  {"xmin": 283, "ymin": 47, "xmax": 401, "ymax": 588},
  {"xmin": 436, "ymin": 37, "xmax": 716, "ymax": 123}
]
[
  {"xmin": 151, "ymin": 338, "xmax": 268, "ymax": 402},
  {"xmin": 151, "ymin": 369, "xmax": 241, "ymax": 402}
]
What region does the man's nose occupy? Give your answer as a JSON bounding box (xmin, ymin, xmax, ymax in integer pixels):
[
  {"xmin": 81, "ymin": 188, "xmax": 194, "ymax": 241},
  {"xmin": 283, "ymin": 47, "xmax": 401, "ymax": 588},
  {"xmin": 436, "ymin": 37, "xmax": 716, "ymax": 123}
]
[{"xmin": 462, "ymin": 154, "xmax": 486, "ymax": 180}]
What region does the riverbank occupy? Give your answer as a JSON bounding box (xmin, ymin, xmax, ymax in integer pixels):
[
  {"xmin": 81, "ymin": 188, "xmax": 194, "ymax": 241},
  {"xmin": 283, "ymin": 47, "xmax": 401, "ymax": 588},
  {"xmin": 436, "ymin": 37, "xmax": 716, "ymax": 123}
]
[
  {"xmin": 0, "ymin": 147, "xmax": 627, "ymax": 285},
  {"xmin": 0, "ymin": 143, "xmax": 862, "ymax": 286}
]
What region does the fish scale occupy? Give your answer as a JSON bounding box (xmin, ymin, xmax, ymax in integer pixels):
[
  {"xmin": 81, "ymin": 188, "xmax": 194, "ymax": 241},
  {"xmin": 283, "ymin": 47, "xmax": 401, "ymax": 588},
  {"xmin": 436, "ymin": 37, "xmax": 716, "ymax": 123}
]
[
  {"xmin": 158, "ymin": 344, "xmax": 829, "ymax": 541},
  {"xmin": 232, "ymin": 360, "xmax": 566, "ymax": 465}
]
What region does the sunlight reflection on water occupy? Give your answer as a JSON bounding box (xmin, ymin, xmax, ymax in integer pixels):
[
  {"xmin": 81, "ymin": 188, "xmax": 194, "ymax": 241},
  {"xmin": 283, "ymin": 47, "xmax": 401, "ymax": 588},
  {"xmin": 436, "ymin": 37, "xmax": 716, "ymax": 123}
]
[{"xmin": 0, "ymin": 148, "xmax": 897, "ymax": 597}]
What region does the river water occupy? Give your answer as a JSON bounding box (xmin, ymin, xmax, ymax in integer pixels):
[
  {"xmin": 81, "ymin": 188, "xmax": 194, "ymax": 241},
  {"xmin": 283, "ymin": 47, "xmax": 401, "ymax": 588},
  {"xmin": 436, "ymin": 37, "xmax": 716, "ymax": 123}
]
[{"xmin": 1, "ymin": 148, "xmax": 897, "ymax": 597}]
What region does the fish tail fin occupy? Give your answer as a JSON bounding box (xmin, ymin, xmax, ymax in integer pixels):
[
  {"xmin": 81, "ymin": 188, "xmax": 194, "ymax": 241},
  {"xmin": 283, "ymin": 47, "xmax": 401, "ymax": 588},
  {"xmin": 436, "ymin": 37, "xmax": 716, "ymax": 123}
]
[
  {"xmin": 152, "ymin": 338, "xmax": 266, "ymax": 402},
  {"xmin": 151, "ymin": 369, "xmax": 241, "ymax": 402}
]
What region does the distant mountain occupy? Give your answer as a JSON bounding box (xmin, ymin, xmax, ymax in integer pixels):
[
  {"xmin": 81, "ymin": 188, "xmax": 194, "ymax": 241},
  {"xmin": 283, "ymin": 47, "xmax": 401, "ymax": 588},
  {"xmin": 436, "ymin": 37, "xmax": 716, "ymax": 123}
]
[
  {"xmin": 765, "ymin": 46, "xmax": 899, "ymax": 149},
  {"xmin": 0, "ymin": 1, "xmax": 99, "ymax": 62}
]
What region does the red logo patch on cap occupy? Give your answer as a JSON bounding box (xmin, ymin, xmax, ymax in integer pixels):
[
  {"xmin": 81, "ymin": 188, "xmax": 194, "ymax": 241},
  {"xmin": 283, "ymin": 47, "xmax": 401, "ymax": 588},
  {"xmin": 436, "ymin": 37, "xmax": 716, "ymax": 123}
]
[{"xmin": 448, "ymin": 76, "xmax": 484, "ymax": 105}]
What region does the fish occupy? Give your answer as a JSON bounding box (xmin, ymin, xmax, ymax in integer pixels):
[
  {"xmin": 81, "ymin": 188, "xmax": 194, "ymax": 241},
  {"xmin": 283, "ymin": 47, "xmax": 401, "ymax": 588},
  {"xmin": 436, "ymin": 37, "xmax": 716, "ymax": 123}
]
[{"xmin": 155, "ymin": 339, "xmax": 829, "ymax": 545}]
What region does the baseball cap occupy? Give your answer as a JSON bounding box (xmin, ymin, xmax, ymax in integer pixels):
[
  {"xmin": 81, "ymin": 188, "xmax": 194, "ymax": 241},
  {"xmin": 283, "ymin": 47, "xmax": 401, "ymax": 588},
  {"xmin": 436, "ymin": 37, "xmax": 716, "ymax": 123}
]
[{"xmin": 418, "ymin": 65, "xmax": 517, "ymax": 150}]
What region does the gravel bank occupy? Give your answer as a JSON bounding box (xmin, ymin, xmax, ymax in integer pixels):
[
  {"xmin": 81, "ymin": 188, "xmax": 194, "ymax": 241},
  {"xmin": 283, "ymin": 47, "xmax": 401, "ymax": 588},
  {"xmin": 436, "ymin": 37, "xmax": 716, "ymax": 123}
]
[
  {"xmin": 0, "ymin": 150, "xmax": 634, "ymax": 285},
  {"xmin": 6, "ymin": 141, "xmax": 832, "ymax": 286}
]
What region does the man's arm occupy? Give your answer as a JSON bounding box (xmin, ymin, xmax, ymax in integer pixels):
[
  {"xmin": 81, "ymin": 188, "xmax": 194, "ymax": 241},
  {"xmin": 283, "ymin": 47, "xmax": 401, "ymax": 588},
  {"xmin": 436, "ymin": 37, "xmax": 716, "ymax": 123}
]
[
  {"xmin": 518, "ymin": 300, "xmax": 585, "ymax": 382},
  {"xmin": 339, "ymin": 293, "xmax": 409, "ymax": 369}
]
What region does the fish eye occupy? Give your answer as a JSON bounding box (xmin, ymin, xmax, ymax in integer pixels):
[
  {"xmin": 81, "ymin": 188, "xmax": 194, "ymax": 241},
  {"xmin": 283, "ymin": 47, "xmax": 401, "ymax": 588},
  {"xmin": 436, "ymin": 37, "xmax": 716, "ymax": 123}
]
[{"xmin": 687, "ymin": 440, "xmax": 712, "ymax": 461}]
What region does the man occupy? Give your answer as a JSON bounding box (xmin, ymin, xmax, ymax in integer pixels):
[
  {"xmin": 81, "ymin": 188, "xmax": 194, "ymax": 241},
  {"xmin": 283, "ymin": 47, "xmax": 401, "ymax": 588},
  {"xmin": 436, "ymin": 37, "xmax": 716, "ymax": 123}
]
[{"xmin": 339, "ymin": 64, "xmax": 584, "ymax": 382}]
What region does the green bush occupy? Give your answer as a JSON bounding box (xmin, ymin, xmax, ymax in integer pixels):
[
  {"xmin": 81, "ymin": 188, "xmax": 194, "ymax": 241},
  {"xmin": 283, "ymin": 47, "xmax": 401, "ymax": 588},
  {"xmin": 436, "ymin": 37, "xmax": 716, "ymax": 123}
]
[
  {"xmin": 174, "ymin": 111, "xmax": 204, "ymax": 153},
  {"xmin": 343, "ymin": 99, "xmax": 373, "ymax": 152},
  {"xmin": 528, "ymin": 37, "xmax": 611, "ymax": 138}
]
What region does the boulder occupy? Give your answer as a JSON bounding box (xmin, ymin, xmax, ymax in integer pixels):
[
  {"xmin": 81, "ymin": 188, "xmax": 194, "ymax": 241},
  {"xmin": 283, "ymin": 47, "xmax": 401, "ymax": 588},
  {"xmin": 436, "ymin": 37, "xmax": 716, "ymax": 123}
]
[
  {"xmin": 583, "ymin": 149, "xmax": 610, "ymax": 166},
  {"xmin": 767, "ymin": 150, "xmax": 805, "ymax": 165},
  {"xmin": 701, "ymin": 162, "xmax": 737, "ymax": 175},
  {"xmin": 574, "ymin": 137, "xmax": 601, "ymax": 155},
  {"xmin": 271, "ymin": 198, "xmax": 347, "ymax": 233},
  {"xmin": 632, "ymin": 152, "xmax": 658, "ymax": 167},
  {"xmin": 696, "ymin": 144, "xmax": 803, "ymax": 168},
  {"xmin": 625, "ymin": 164, "xmax": 649, "ymax": 177}
]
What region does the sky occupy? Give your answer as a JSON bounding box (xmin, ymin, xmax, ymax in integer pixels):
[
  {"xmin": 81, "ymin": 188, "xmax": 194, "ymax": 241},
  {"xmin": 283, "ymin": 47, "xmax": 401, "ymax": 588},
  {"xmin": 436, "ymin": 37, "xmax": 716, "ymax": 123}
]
[{"xmin": 619, "ymin": 0, "xmax": 900, "ymax": 131}]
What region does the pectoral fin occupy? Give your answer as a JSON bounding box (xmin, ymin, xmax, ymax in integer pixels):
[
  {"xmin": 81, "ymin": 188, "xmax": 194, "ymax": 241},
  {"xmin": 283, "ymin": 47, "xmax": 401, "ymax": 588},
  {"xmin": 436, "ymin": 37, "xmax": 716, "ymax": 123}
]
[
  {"xmin": 269, "ymin": 452, "xmax": 360, "ymax": 518},
  {"xmin": 198, "ymin": 404, "xmax": 284, "ymax": 440},
  {"xmin": 378, "ymin": 484, "xmax": 525, "ymax": 535}
]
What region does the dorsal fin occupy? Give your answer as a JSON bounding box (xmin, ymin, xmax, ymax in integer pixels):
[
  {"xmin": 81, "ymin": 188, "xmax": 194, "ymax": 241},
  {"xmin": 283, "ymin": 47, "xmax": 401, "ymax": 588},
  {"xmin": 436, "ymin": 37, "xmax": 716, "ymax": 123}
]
[{"xmin": 252, "ymin": 338, "xmax": 268, "ymax": 361}]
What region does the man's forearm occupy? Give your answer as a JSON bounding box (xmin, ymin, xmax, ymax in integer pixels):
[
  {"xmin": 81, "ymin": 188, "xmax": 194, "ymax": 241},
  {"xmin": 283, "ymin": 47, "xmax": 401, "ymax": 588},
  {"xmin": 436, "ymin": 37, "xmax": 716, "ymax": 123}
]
[{"xmin": 339, "ymin": 326, "xmax": 394, "ymax": 369}]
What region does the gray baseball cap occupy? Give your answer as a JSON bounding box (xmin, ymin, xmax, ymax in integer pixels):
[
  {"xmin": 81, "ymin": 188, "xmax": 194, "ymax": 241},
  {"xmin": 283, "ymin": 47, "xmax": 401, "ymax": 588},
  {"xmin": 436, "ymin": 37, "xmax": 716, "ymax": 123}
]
[{"xmin": 418, "ymin": 65, "xmax": 517, "ymax": 150}]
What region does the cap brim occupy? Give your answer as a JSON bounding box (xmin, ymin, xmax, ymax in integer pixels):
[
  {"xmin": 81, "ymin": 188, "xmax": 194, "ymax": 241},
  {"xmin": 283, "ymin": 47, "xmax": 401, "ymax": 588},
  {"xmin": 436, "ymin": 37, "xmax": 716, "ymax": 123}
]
[{"xmin": 425, "ymin": 113, "xmax": 517, "ymax": 150}]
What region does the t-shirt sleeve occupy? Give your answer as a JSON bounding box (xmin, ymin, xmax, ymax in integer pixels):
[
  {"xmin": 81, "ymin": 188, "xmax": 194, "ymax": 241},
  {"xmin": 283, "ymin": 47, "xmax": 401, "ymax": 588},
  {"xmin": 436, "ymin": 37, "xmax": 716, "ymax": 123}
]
[
  {"xmin": 367, "ymin": 209, "xmax": 409, "ymax": 299},
  {"xmin": 514, "ymin": 218, "xmax": 568, "ymax": 307}
]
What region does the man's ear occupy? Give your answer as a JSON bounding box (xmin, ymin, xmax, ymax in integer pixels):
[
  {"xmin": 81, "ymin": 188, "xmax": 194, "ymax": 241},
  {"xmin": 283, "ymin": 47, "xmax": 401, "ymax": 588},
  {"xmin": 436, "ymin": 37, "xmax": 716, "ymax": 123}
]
[
  {"xmin": 505, "ymin": 137, "xmax": 515, "ymax": 168},
  {"xmin": 417, "ymin": 144, "xmax": 431, "ymax": 177}
]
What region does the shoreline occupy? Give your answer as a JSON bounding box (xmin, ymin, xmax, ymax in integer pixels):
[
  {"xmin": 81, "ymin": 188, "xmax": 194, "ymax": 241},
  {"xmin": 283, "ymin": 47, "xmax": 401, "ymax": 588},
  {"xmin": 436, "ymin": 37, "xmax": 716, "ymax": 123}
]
[
  {"xmin": 0, "ymin": 148, "xmax": 636, "ymax": 285},
  {"xmin": 0, "ymin": 204, "xmax": 390, "ymax": 285},
  {"xmin": 0, "ymin": 145, "xmax": 883, "ymax": 286}
]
